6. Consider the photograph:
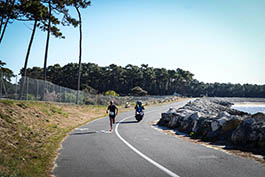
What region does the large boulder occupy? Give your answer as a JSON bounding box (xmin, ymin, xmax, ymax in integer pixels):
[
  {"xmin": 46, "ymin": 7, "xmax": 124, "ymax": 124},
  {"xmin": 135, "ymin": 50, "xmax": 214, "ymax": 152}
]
[
  {"xmin": 179, "ymin": 112, "xmax": 201, "ymax": 133},
  {"xmin": 231, "ymin": 114, "xmax": 265, "ymax": 149}
]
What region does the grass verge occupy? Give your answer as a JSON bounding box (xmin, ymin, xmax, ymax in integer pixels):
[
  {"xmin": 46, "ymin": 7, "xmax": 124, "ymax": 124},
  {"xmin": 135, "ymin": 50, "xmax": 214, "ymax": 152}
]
[
  {"xmin": 0, "ymin": 97, "xmax": 184, "ymax": 177},
  {"xmin": 0, "ymin": 100, "xmax": 109, "ymax": 177}
]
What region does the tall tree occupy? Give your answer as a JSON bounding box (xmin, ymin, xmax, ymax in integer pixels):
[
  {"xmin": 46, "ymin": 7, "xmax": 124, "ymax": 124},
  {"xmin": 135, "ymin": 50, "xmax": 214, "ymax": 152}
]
[
  {"xmin": 18, "ymin": 0, "xmax": 49, "ymax": 99},
  {"xmin": 42, "ymin": 0, "xmax": 79, "ymax": 81},
  {"xmin": 73, "ymin": 0, "xmax": 91, "ymax": 104},
  {"xmin": 43, "ymin": 0, "xmax": 51, "ymax": 81},
  {"xmin": 17, "ymin": 0, "xmax": 68, "ymax": 99}
]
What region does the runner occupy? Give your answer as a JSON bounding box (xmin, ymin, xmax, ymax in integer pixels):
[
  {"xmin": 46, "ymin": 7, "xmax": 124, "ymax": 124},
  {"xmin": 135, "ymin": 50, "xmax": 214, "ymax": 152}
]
[{"xmin": 106, "ymin": 100, "xmax": 118, "ymax": 132}]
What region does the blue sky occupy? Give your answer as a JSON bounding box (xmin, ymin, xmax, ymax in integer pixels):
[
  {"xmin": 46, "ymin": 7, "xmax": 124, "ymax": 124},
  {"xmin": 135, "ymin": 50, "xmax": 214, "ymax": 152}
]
[{"xmin": 1, "ymin": 0, "xmax": 265, "ymax": 85}]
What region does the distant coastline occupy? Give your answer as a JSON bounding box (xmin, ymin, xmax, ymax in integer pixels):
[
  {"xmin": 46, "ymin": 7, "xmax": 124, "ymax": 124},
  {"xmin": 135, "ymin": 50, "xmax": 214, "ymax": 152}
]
[
  {"xmin": 232, "ymin": 102, "xmax": 265, "ymax": 106},
  {"xmin": 209, "ymin": 97, "xmax": 265, "ymax": 114},
  {"xmin": 215, "ymin": 97, "xmax": 265, "ymax": 103},
  {"xmin": 231, "ymin": 100, "xmax": 265, "ymax": 114}
]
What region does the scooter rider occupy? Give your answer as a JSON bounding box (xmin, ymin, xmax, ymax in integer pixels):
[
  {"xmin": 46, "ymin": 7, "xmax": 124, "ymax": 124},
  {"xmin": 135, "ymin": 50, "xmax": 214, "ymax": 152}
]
[{"xmin": 135, "ymin": 101, "xmax": 144, "ymax": 115}]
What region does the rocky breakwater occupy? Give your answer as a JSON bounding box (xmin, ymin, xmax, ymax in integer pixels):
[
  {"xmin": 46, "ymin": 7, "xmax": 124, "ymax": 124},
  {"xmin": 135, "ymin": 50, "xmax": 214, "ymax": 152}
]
[{"xmin": 157, "ymin": 98, "xmax": 265, "ymax": 153}]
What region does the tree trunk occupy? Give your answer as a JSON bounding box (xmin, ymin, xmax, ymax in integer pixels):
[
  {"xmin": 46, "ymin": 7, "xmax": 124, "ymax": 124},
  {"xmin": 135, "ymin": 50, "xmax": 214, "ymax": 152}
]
[
  {"xmin": 43, "ymin": 0, "xmax": 51, "ymax": 81},
  {"xmin": 75, "ymin": 6, "xmax": 82, "ymax": 104},
  {"xmin": 0, "ymin": 15, "xmax": 4, "ymax": 36},
  {"xmin": 0, "ymin": 0, "xmax": 8, "ymax": 38},
  {"xmin": 19, "ymin": 19, "xmax": 37, "ymax": 99},
  {"xmin": 0, "ymin": 16, "xmax": 10, "ymax": 44},
  {"xmin": 0, "ymin": 0, "xmax": 14, "ymax": 44}
]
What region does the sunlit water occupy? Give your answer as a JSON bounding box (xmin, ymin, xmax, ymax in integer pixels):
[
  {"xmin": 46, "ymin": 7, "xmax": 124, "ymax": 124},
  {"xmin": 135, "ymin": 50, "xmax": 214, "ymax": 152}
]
[{"xmin": 232, "ymin": 104, "xmax": 265, "ymax": 114}]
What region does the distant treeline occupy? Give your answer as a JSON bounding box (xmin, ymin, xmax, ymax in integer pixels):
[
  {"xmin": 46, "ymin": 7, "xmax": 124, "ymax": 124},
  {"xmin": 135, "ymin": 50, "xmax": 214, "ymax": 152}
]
[{"xmin": 19, "ymin": 62, "xmax": 265, "ymax": 98}]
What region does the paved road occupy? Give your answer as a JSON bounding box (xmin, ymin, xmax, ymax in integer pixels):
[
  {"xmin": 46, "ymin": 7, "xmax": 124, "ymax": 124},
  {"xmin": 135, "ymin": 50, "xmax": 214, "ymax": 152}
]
[{"xmin": 53, "ymin": 101, "xmax": 265, "ymax": 177}]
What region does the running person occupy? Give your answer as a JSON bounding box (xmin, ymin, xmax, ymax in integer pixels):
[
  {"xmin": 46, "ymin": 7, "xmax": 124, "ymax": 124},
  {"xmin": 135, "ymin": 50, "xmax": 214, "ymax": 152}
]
[{"xmin": 106, "ymin": 100, "xmax": 118, "ymax": 132}]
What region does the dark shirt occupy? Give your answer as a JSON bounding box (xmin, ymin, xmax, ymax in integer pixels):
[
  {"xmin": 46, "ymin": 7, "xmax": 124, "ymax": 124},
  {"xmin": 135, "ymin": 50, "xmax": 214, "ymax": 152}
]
[{"xmin": 108, "ymin": 105, "xmax": 117, "ymax": 113}]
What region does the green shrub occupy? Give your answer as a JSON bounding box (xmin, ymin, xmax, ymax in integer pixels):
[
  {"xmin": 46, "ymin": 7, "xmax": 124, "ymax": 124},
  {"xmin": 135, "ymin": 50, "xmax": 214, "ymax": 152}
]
[
  {"xmin": 104, "ymin": 90, "xmax": 119, "ymax": 97},
  {"xmin": 61, "ymin": 92, "xmax": 76, "ymax": 103},
  {"xmin": 130, "ymin": 86, "xmax": 148, "ymax": 96}
]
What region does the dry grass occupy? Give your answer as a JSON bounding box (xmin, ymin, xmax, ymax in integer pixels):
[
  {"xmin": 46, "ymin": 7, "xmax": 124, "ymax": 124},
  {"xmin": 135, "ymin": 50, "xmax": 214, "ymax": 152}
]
[{"xmin": 0, "ymin": 100, "xmax": 109, "ymax": 177}]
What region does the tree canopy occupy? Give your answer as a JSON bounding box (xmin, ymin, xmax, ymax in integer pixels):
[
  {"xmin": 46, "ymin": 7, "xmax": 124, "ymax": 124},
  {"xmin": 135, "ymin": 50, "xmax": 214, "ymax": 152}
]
[
  {"xmin": 21, "ymin": 62, "xmax": 265, "ymax": 98},
  {"xmin": 0, "ymin": 60, "xmax": 14, "ymax": 81}
]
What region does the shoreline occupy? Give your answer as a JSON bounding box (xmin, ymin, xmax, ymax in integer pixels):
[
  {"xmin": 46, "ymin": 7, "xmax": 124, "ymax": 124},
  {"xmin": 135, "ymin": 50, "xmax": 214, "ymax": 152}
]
[
  {"xmin": 208, "ymin": 97, "xmax": 265, "ymax": 103},
  {"xmin": 232, "ymin": 102, "xmax": 265, "ymax": 107}
]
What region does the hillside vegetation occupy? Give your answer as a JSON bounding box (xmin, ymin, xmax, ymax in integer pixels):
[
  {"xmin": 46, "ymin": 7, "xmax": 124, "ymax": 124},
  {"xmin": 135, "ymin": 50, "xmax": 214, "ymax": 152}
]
[{"xmin": 0, "ymin": 99, "xmax": 110, "ymax": 177}]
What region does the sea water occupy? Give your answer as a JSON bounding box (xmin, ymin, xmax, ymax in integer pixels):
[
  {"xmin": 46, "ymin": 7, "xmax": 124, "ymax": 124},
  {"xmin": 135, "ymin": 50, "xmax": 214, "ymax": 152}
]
[{"xmin": 232, "ymin": 104, "xmax": 265, "ymax": 114}]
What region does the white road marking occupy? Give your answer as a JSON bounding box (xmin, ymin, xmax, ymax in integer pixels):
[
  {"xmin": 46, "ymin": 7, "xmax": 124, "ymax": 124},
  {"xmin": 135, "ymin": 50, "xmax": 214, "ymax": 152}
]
[
  {"xmin": 115, "ymin": 111, "xmax": 180, "ymax": 177},
  {"xmin": 75, "ymin": 128, "xmax": 90, "ymax": 131},
  {"xmin": 74, "ymin": 128, "xmax": 113, "ymax": 134},
  {"xmin": 98, "ymin": 130, "xmax": 112, "ymax": 134}
]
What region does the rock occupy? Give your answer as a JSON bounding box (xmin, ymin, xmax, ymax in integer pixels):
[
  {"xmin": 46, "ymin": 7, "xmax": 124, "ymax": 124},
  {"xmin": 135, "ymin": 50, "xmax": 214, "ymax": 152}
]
[
  {"xmin": 157, "ymin": 111, "xmax": 176, "ymax": 126},
  {"xmin": 227, "ymin": 108, "xmax": 249, "ymax": 116},
  {"xmin": 157, "ymin": 98, "xmax": 265, "ymax": 153},
  {"xmin": 217, "ymin": 111, "xmax": 231, "ymax": 119},
  {"xmin": 231, "ymin": 125, "xmax": 246, "ymax": 145},
  {"xmin": 231, "ymin": 117, "xmax": 265, "ymax": 149},
  {"xmin": 157, "ymin": 98, "xmax": 265, "ymax": 151},
  {"xmin": 192, "ymin": 117, "xmax": 206, "ymax": 134},
  {"xmin": 209, "ymin": 98, "xmax": 234, "ymax": 107},
  {"xmin": 190, "ymin": 112, "xmax": 201, "ymax": 120},
  {"xmin": 168, "ymin": 116, "xmax": 179, "ymax": 129},
  {"xmin": 167, "ymin": 107, "xmax": 177, "ymax": 114},
  {"xmin": 158, "ymin": 98, "xmax": 245, "ymax": 139},
  {"xmin": 179, "ymin": 112, "xmax": 201, "ymax": 133},
  {"xmin": 252, "ymin": 112, "xmax": 265, "ymax": 120},
  {"xmin": 221, "ymin": 117, "xmax": 242, "ymax": 132},
  {"xmin": 211, "ymin": 120, "xmax": 219, "ymax": 132}
]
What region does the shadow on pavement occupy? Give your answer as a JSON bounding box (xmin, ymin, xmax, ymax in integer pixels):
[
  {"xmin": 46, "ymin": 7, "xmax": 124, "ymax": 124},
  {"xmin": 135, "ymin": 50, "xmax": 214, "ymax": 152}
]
[
  {"xmin": 70, "ymin": 131, "xmax": 97, "ymax": 136},
  {"xmin": 116, "ymin": 120, "xmax": 138, "ymax": 124},
  {"xmin": 154, "ymin": 124, "xmax": 190, "ymax": 137}
]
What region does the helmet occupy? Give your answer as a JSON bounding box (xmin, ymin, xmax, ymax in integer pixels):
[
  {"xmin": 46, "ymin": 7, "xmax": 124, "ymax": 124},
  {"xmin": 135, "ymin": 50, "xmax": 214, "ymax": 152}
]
[{"xmin": 136, "ymin": 100, "xmax": 142, "ymax": 106}]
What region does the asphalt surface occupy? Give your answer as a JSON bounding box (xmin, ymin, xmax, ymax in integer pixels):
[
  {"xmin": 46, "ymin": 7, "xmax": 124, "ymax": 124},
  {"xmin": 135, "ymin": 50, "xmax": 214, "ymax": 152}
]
[{"xmin": 53, "ymin": 100, "xmax": 265, "ymax": 177}]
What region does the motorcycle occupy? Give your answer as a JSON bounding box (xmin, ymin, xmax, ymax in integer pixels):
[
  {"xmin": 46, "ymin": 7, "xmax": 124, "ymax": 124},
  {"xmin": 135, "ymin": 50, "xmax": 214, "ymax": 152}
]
[{"xmin": 135, "ymin": 110, "xmax": 144, "ymax": 122}]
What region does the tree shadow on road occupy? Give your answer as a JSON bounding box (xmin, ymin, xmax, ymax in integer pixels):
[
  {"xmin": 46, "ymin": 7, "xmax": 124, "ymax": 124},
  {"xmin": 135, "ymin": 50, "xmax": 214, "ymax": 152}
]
[
  {"xmin": 116, "ymin": 120, "xmax": 138, "ymax": 124},
  {"xmin": 69, "ymin": 130, "xmax": 113, "ymax": 135},
  {"xmin": 70, "ymin": 131, "xmax": 97, "ymax": 135}
]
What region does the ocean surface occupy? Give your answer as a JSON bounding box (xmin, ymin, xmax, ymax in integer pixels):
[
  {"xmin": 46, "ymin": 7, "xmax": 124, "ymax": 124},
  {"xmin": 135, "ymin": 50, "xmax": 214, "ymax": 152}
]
[{"xmin": 232, "ymin": 104, "xmax": 265, "ymax": 114}]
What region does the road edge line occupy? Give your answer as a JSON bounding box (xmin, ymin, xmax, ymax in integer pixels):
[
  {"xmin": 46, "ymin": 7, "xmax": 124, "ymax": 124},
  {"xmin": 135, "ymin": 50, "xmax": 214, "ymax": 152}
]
[{"xmin": 115, "ymin": 111, "xmax": 180, "ymax": 177}]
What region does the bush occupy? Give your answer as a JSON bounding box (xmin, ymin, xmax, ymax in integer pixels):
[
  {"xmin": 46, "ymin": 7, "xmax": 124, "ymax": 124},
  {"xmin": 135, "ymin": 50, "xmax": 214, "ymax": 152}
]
[
  {"xmin": 104, "ymin": 90, "xmax": 119, "ymax": 96},
  {"xmin": 130, "ymin": 86, "xmax": 148, "ymax": 96},
  {"xmin": 61, "ymin": 92, "xmax": 76, "ymax": 103},
  {"xmin": 84, "ymin": 97, "xmax": 96, "ymax": 105},
  {"xmin": 83, "ymin": 85, "xmax": 98, "ymax": 94}
]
